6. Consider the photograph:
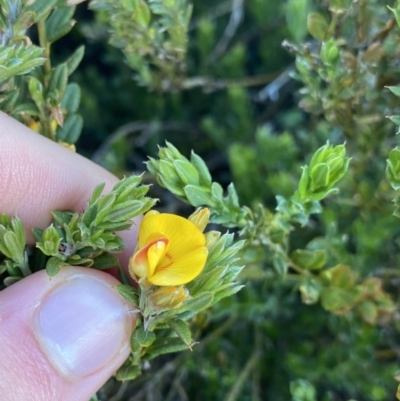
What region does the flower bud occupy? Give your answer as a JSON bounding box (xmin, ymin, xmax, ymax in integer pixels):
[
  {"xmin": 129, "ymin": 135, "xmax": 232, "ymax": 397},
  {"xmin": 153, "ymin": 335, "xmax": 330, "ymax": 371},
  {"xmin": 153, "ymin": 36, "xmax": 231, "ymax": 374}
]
[
  {"xmin": 320, "ymin": 39, "xmax": 340, "ymax": 66},
  {"xmin": 149, "ymin": 286, "xmax": 189, "ymax": 310},
  {"xmin": 297, "ymin": 143, "xmax": 350, "ymax": 202},
  {"xmin": 188, "ymin": 208, "xmax": 210, "ymax": 232}
]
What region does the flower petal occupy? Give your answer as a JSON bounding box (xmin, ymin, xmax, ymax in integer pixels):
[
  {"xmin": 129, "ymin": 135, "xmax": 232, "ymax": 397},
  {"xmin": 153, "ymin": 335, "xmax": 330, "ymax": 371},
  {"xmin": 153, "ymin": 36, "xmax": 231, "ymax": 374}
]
[
  {"xmin": 139, "ymin": 213, "xmax": 206, "ymax": 258},
  {"xmin": 148, "ymin": 246, "xmax": 208, "ymax": 286},
  {"xmin": 129, "ymin": 236, "xmax": 168, "ymax": 278},
  {"xmin": 147, "ymin": 238, "xmax": 168, "ymax": 277}
]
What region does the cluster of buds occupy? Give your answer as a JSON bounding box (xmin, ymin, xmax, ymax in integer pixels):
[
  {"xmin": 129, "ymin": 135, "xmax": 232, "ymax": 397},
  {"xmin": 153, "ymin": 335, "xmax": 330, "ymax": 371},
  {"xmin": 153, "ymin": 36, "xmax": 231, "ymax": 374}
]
[{"xmin": 295, "ymin": 142, "xmax": 350, "ymax": 203}]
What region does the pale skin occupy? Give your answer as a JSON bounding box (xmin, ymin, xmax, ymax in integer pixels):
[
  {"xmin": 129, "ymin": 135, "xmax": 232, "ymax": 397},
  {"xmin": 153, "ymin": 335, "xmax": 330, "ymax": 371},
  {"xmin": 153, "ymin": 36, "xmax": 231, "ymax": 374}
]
[{"xmin": 0, "ymin": 112, "xmax": 139, "ymax": 400}]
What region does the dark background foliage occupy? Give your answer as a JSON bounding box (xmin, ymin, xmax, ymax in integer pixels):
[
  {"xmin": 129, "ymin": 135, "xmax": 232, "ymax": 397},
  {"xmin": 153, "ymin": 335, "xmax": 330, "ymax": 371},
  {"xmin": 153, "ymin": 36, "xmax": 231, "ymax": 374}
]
[{"xmin": 68, "ymin": 1, "xmax": 400, "ymax": 400}]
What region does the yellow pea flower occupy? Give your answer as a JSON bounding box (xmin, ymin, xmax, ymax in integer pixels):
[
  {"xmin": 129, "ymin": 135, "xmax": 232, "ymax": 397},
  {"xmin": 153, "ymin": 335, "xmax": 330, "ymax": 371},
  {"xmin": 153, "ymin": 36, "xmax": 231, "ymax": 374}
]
[{"xmin": 129, "ymin": 212, "xmax": 208, "ymax": 286}]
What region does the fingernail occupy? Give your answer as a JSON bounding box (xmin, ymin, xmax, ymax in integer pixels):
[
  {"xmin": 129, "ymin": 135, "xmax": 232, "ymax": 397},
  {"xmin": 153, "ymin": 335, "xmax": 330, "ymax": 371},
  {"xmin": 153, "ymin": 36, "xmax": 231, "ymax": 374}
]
[{"xmin": 35, "ymin": 275, "xmax": 131, "ymax": 378}]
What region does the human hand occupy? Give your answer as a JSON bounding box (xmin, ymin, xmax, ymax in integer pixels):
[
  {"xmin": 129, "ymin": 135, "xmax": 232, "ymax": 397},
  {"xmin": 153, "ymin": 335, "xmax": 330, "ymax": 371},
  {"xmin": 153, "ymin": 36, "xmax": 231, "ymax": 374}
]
[{"xmin": 0, "ymin": 112, "xmax": 137, "ymax": 401}]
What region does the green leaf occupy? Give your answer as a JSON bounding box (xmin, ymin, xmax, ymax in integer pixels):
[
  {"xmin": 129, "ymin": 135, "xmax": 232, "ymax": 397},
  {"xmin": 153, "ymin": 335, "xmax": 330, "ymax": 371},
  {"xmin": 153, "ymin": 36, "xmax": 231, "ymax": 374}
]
[
  {"xmin": 191, "ymin": 265, "xmax": 227, "ymax": 293},
  {"xmin": 25, "ymin": 0, "xmax": 58, "ymax": 23},
  {"xmin": 46, "ymin": 6, "xmax": 76, "ymax": 43},
  {"xmin": 67, "ymin": 256, "xmax": 93, "ymax": 267},
  {"xmin": 4, "ymin": 276, "xmax": 22, "ymax": 286},
  {"xmin": 291, "ymin": 249, "xmax": 326, "ymax": 270},
  {"xmin": 184, "ymin": 185, "xmax": 213, "ymax": 206},
  {"xmin": 178, "ymin": 292, "xmax": 214, "ymax": 314},
  {"xmin": 14, "ymin": 10, "xmax": 36, "ymax": 30},
  {"xmin": 32, "ymin": 227, "xmax": 44, "ymax": 242},
  {"xmin": 321, "ymin": 287, "xmax": 356, "ymax": 314},
  {"xmin": 357, "ymin": 301, "xmax": 378, "ymax": 324},
  {"xmin": 56, "ymin": 113, "xmax": 83, "ymax": 143},
  {"xmin": 286, "ymin": 0, "xmax": 309, "ymax": 42},
  {"xmin": 28, "ymin": 76, "xmax": 45, "ymax": 109},
  {"xmin": 11, "ymin": 217, "xmax": 25, "ymax": 251},
  {"xmin": 51, "ymin": 210, "xmax": 73, "ymax": 226},
  {"xmin": 173, "ymin": 159, "xmax": 199, "ymax": 185},
  {"xmin": 130, "ymin": 329, "xmax": 141, "ymax": 352},
  {"xmin": 223, "ymin": 265, "xmax": 244, "ymax": 283},
  {"xmin": 48, "ymin": 63, "xmax": 68, "ymax": 98},
  {"xmin": 321, "ymin": 264, "xmax": 354, "ymax": 288},
  {"xmin": 386, "ymin": 148, "xmax": 400, "ymax": 190},
  {"xmin": 135, "ymin": 326, "xmax": 156, "ymax": 347},
  {"xmin": 226, "ymin": 183, "xmax": 240, "ymax": 209},
  {"xmin": 299, "ymin": 278, "xmax": 321, "ymax": 305},
  {"xmin": 88, "ymin": 182, "xmax": 106, "ymax": 205},
  {"xmin": 3, "ymin": 231, "xmax": 23, "ymax": 263},
  {"xmin": 272, "ymin": 253, "xmax": 288, "ymax": 276},
  {"xmin": 91, "ymin": 253, "xmax": 118, "ymax": 269},
  {"xmin": 0, "ymin": 89, "xmax": 19, "ymax": 112},
  {"xmin": 65, "ymin": 45, "xmax": 84, "ymax": 75},
  {"xmin": 0, "ymin": 264, "xmax": 6, "ymax": 275},
  {"xmin": 135, "ymin": 0, "xmax": 151, "ymax": 27},
  {"xmin": 386, "ymin": 85, "xmax": 400, "ymax": 97},
  {"xmin": 104, "ymin": 199, "xmax": 155, "ymax": 223},
  {"xmin": 61, "ymin": 83, "xmax": 80, "ymax": 113},
  {"xmin": 190, "ymin": 151, "xmax": 212, "ymax": 186},
  {"xmin": 387, "ymin": 115, "xmax": 400, "ymax": 126},
  {"xmin": 36, "ymin": 224, "xmax": 61, "ymax": 256},
  {"xmin": 159, "ymin": 160, "xmax": 181, "ymax": 185},
  {"xmin": 46, "ymin": 256, "xmax": 66, "ymax": 276},
  {"xmin": 158, "ymin": 174, "xmax": 186, "ymax": 197},
  {"xmin": 115, "ymin": 364, "xmax": 141, "ymax": 381},
  {"xmin": 92, "ymin": 193, "xmax": 117, "ymax": 225},
  {"xmin": 310, "ymin": 163, "xmax": 329, "ymax": 191},
  {"xmin": 290, "ymin": 379, "xmax": 317, "ymax": 401},
  {"xmin": 82, "ymin": 204, "xmax": 98, "ymax": 227},
  {"xmin": 307, "ymin": 12, "xmax": 329, "ymax": 41},
  {"xmin": 13, "ymin": 102, "xmax": 40, "ymax": 116},
  {"xmin": 115, "ymin": 284, "xmax": 139, "ymax": 306},
  {"xmin": 144, "ymin": 337, "xmax": 189, "ymax": 360},
  {"xmin": 213, "ymin": 284, "xmax": 244, "ymax": 304},
  {"xmin": 388, "ymin": 6, "xmax": 400, "ymax": 28},
  {"xmin": 168, "ymin": 319, "xmax": 192, "ymax": 346},
  {"xmin": 211, "ymin": 182, "xmax": 223, "ymax": 200},
  {"xmin": 96, "ymin": 221, "xmax": 133, "ymax": 232},
  {"xmin": 320, "ymin": 39, "xmax": 339, "ymax": 66},
  {"xmin": 297, "ymin": 166, "xmax": 310, "ymax": 199}
]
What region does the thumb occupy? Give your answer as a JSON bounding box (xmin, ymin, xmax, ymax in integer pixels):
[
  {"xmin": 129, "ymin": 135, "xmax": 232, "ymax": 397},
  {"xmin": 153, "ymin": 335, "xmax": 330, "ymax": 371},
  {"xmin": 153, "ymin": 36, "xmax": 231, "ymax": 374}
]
[{"xmin": 0, "ymin": 267, "xmax": 135, "ymax": 401}]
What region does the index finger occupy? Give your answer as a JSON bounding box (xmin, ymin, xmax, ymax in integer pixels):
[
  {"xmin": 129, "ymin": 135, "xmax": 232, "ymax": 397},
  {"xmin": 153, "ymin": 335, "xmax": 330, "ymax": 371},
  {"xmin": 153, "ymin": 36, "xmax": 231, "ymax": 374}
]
[{"xmin": 0, "ymin": 112, "xmax": 139, "ymax": 268}]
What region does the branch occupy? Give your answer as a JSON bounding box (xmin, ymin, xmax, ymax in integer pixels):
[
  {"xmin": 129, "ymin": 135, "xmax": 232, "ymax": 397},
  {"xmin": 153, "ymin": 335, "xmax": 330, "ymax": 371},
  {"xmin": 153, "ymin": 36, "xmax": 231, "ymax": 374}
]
[{"xmin": 208, "ymin": 0, "xmax": 244, "ymax": 63}]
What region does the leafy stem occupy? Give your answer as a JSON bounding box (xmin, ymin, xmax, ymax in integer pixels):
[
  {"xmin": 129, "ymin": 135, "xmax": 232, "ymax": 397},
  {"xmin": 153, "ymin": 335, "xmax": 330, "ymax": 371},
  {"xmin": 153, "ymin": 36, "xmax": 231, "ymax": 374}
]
[{"xmin": 37, "ymin": 18, "xmax": 51, "ymax": 75}]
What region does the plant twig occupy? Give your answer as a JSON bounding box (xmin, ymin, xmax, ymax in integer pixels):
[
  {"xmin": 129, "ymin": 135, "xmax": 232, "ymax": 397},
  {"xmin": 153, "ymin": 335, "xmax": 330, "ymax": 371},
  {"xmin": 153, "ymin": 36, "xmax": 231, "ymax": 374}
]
[
  {"xmin": 91, "ymin": 121, "xmax": 196, "ymax": 165},
  {"xmin": 223, "ymin": 349, "xmax": 260, "ymax": 401},
  {"xmin": 254, "ymin": 67, "xmax": 294, "ymax": 102},
  {"xmin": 197, "ymin": 315, "xmax": 238, "ymax": 348},
  {"xmin": 208, "ymin": 0, "xmax": 244, "ymax": 63},
  {"xmin": 189, "ymin": 1, "xmax": 233, "ymax": 32},
  {"xmin": 108, "ymin": 382, "xmax": 129, "ymax": 401},
  {"xmin": 37, "ymin": 19, "xmax": 51, "ymax": 75},
  {"xmin": 181, "ymin": 73, "xmax": 278, "ymax": 92}
]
